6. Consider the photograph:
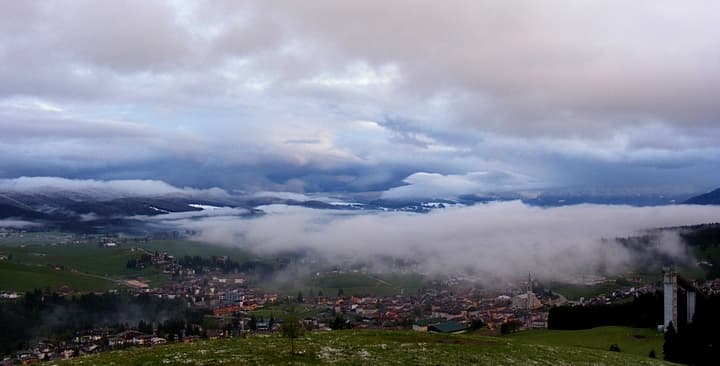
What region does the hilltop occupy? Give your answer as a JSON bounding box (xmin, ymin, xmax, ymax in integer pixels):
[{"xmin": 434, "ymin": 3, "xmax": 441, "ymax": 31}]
[
  {"xmin": 685, "ymin": 188, "xmax": 720, "ymax": 205},
  {"xmin": 61, "ymin": 330, "xmax": 673, "ymax": 366}
]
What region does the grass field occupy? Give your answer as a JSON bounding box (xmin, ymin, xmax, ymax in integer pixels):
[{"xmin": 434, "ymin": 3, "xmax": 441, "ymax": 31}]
[
  {"xmin": 0, "ymin": 231, "xmax": 75, "ymax": 246},
  {"xmin": 0, "ymin": 261, "xmax": 116, "ymax": 292},
  {"xmin": 311, "ymin": 272, "xmax": 426, "ymax": 297},
  {"xmin": 60, "ymin": 329, "xmax": 674, "ymax": 366},
  {"xmin": 508, "ymin": 326, "xmax": 664, "ymax": 359},
  {"xmin": 1, "ymin": 244, "xmax": 140, "ymax": 276},
  {"xmin": 547, "ymin": 281, "xmax": 620, "ymax": 300},
  {"xmin": 259, "ymin": 271, "xmax": 428, "ymax": 297},
  {"xmin": 0, "ymin": 243, "xmax": 165, "ymax": 291},
  {"xmin": 0, "ymin": 239, "xmax": 264, "ymax": 291}
]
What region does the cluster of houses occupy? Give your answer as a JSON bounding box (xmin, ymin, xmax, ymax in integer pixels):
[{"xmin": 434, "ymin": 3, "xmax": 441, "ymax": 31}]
[{"xmin": 0, "ymin": 330, "xmax": 168, "ymax": 365}]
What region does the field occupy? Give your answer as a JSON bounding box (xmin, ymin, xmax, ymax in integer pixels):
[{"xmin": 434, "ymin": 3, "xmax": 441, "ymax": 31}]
[
  {"xmin": 0, "ymin": 243, "xmax": 167, "ymax": 291},
  {"xmin": 59, "ymin": 329, "xmax": 674, "ymax": 366},
  {"xmin": 266, "ymin": 272, "xmax": 428, "ymax": 297},
  {"xmin": 0, "ymin": 261, "xmax": 116, "ymax": 292},
  {"xmin": 0, "ymin": 238, "xmax": 266, "ymax": 292},
  {"xmin": 547, "ymin": 281, "xmax": 621, "ymax": 300},
  {"xmin": 508, "ymin": 326, "xmax": 664, "ymax": 359}
]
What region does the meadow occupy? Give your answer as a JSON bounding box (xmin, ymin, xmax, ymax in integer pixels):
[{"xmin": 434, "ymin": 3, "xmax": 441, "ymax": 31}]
[
  {"xmin": 0, "ymin": 261, "xmax": 116, "ymax": 292},
  {"xmin": 58, "ymin": 329, "xmax": 674, "ymax": 366},
  {"xmin": 508, "ymin": 326, "xmax": 665, "ymax": 359}
]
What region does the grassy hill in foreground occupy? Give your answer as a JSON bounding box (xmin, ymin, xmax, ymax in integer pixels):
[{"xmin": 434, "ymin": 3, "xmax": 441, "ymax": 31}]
[
  {"xmin": 508, "ymin": 326, "xmax": 664, "ymax": 359},
  {"xmin": 61, "ymin": 330, "xmax": 674, "ymax": 366}
]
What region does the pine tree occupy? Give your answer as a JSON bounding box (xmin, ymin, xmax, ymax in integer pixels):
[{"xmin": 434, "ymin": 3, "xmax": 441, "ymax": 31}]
[{"xmin": 281, "ymin": 311, "xmax": 304, "ymax": 355}]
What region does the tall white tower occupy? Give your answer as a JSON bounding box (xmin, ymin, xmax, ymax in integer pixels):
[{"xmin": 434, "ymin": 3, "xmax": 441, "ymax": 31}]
[
  {"xmin": 663, "ymin": 271, "xmax": 677, "ymax": 331},
  {"xmin": 527, "ymin": 273, "xmax": 533, "ymax": 311}
]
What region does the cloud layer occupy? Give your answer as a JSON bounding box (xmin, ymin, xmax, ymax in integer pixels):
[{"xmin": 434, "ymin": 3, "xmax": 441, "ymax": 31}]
[
  {"xmin": 160, "ymin": 201, "xmax": 720, "ymax": 283},
  {"xmin": 0, "ymin": 177, "xmax": 228, "ymax": 199}
]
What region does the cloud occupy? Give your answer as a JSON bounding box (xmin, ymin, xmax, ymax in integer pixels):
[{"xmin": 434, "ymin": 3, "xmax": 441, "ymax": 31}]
[
  {"xmin": 0, "ymin": 219, "xmax": 41, "ymax": 228},
  {"xmin": 163, "ymin": 201, "xmax": 720, "ymax": 284},
  {"xmin": 1, "ymin": 1, "xmax": 720, "ymax": 193},
  {"xmin": 134, "ymin": 206, "xmax": 249, "ymax": 222},
  {"xmin": 0, "ymin": 177, "xmax": 228, "ymax": 199},
  {"xmin": 381, "ymin": 171, "xmax": 541, "ymax": 199}
]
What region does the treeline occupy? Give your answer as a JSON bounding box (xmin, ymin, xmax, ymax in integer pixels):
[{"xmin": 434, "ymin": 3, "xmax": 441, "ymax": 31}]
[
  {"xmin": 547, "ymin": 292, "xmax": 663, "ymax": 329},
  {"xmin": 178, "ymin": 255, "xmax": 278, "ymax": 278},
  {"xmin": 0, "ymin": 290, "xmax": 195, "ymax": 355},
  {"xmin": 663, "ymin": 294, "xmax": 720, "ymax": 365}
]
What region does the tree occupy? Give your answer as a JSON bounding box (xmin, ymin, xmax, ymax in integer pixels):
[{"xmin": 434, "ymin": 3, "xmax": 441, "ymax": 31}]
[
  {"xmin": 648, "ymin": 349, "xmax": 656, "ymax": 358},
  {"xmin": 281, "ymin": 311, "xmax": 304, "ymax": 355},
  {"xmin": 138, "ymin": 320, "xmax": 153, "ymax": 334},
  {"xmin": 664, "ymin": 322, "xmax": 682, "ymax": 363},
  {"xmin": 297, "ymin": 291, "xmax": 304, "ymax": 303},
  {"xmin": 469, "ymin": 318, "xmax": 484, "ymax": 331},
  {"xmin": 330, "ymin": 315, "xmax": 348, "ymax": 330},
  {"xmin": 609, "ymin": 344, "xmax": 621, "ymax": 352},
  {"xmin": 248, "ymin": 314, "xmax": 257, "ymax": 331},
  {"xmin": 500, "ymin": 320, "xmax": 521, "ymax": 334}
]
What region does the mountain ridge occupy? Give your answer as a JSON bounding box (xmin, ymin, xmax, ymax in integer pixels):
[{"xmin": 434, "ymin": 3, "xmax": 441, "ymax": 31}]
[{"xmin": 685, "ymin": 188, "xmax": 720, "ymax": 205}]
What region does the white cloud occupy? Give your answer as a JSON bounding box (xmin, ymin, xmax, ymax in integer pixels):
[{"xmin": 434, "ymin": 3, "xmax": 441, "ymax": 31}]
[
  {"xmin": 0, "ymin": 219, "xmax": 41, "ymax": 228},
  {"xmin": 0, "ymin": 177, "xmax": 228, "ymax": 199},
  {"xmin": 166, "ymin": 201, "xmax": 720, "ymax": 284},
  {"xmin": 382, "ymin": 171, "xmax": 541, "ymax": 199},
  {"xmin": 1, "ymin": 1, "xmax": 720, "ymax": 192}
]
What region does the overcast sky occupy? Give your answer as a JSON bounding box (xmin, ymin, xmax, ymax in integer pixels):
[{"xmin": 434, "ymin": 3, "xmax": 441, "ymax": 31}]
[{"xmin": 2, "ymin": 0, "xmax": 719, "ymax": 198}]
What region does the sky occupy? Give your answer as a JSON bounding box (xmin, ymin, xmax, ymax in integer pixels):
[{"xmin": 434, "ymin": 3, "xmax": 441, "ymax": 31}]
[{"xmin": 1, "ymin": 0, "xmax": 720, "ymax": 199}]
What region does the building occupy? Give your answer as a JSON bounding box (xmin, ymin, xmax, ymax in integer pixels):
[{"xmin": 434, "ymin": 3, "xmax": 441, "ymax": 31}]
[
  {"xmin": 428, "ymin": 321, "xmax": 468, "ymax": 334},
  {"xmin": 412, "ymin": 318, "xmax": 444, "ymax": 332}
]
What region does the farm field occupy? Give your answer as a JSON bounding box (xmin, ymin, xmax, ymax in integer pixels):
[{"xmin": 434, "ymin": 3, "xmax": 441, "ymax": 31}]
[
  {"xmin": 0, "ymin": 261, "xmax": 116, "ymax": 292},
  {"xmin": 60, "ymin": 329, "xmax": 673, "ymax": 366}
]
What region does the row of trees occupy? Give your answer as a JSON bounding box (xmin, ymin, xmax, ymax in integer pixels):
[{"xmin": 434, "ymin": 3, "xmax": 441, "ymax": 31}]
[
  {"xmin": 663, "ymin": 294, "xmax": 720, "ymax": 365},
  {"xmin": 547, "ymin": 292, "xmax": 663, "ymax": 329}
]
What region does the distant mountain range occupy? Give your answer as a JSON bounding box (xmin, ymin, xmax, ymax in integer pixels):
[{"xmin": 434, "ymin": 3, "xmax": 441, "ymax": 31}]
[
  {"xmin": 684, "ymin": 188, "xmax": 720, "ymax": 205},
  {"xmin": 0, "ymin": 187, "xmax": 713, "ymax": 233}
]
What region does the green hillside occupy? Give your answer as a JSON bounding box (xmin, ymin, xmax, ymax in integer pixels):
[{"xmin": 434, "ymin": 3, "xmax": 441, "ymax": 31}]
[
  {"xmin": 508, "ymin": 326, "xmax": 664, "ymax": 359},
  {"xmin": 61, "ymin": 330, "xmax": 674, "ymax": 366}
]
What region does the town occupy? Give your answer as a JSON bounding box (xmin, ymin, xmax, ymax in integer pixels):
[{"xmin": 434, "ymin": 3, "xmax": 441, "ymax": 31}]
[{"xmin": 0, "ymin": 230, "xmax": 669, "ymax": 365}]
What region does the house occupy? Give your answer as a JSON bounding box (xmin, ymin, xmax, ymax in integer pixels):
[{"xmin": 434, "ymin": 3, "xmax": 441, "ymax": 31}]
[
  {"xmin": 15, "ymin": 351, "xmax": 39, "ymax": 364},
  {"xmin": 428, "ymin": 321, "xmax": 468, "ymax": 334},
  {"xmin": 213, "ymin": 304, "xmax": 243, "ymax": 317},
  {"xmin": 81, "ymin": 345, "xmax": 100, "ymax": 354},
  {"xmin": 182, "ymin": 335, "xmax": 200, "ymax": 343},
  {"xmin": 256, "ymin": 321, "xmax": 270, "ymax": 331},
  {"xmin": 150, "ymin": 337, "xmax": 167, "ymax": 345}
]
